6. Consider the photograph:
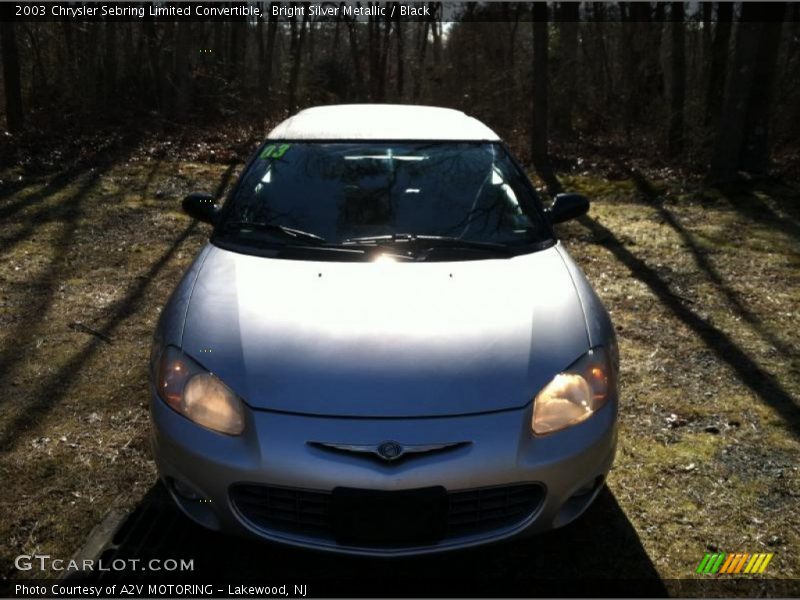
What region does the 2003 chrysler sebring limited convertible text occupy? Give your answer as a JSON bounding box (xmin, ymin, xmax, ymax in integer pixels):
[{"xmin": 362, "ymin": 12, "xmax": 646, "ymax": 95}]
[{"xmin": 149, "ymin": 105, "xmax": 619, "ymax": 555}]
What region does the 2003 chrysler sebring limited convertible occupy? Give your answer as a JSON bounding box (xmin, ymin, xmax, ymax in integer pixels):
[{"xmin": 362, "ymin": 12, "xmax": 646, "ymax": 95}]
[{"xmin": 149, "ymin": 104, "xmax": 619, "ymax": 555}]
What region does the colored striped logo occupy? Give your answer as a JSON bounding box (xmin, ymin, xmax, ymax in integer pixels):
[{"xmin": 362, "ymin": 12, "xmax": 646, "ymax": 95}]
[{"xmin": 696, "ymin": 552, "xmax": 774, "ymax": 574}]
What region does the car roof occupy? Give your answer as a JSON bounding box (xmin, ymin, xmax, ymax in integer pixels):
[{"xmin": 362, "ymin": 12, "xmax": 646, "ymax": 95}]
[{"xmin": 267, "ymin": 104, "xmax": 501, "ymax": 142}]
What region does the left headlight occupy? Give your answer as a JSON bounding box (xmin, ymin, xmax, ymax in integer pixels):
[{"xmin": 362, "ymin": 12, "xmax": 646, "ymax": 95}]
[
  {"xmin": 154, "ymin": 345, "xmax": 245, "ymax": 436},
  {"xmin": 532, "ymin": 346, "xmax": 616, "ymax": 435}
]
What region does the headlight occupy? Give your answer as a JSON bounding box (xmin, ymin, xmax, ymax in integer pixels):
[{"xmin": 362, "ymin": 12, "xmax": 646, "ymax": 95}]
[
  {"xmin": 155, "ymin": 346, "xmax": 245, "ymax": 435},
  {"xmin": 532, "ymin": 346, "xmax": 615, "ymax": 435}
]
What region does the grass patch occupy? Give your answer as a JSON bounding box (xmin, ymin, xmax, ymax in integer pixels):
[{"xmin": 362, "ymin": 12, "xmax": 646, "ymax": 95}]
[{"xmin": 553, "ymin": 171, "xmax": 800, "ymax": 578}]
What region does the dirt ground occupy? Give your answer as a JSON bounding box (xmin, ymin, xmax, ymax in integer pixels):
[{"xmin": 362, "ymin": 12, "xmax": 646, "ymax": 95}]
[{"xmin": 1, "ymin": 128, "xmax": 798, "ymax": 587}]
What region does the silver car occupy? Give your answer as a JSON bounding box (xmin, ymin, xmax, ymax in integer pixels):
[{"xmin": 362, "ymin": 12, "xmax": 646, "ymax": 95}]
[{"xmin": 149, "ymin": 104, "xmax": 619, "ymax": 556}]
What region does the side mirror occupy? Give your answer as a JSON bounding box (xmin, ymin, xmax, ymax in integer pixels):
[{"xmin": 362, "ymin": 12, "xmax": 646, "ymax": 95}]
[
  {"xmin": 546, "ymin": 193, "xmax": 589, "ymax": 224},
  {"xmin": 182, "ymin": 192, "xmax": 220, "ymax": 224}
]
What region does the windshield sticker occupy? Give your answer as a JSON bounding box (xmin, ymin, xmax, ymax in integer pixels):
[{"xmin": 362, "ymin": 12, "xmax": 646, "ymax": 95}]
[{"xmin": 260, "ymin": 144, "xmax": 291, "ymax": 160}]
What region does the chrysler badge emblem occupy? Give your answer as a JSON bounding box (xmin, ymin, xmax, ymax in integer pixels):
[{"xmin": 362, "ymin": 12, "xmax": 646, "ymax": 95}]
[{"xmin": 376, "ymin": 440, "xmax": 403, "ymax": 461}]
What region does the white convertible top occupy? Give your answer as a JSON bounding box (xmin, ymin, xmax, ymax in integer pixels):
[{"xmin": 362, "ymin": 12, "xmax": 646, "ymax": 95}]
[{"xmin": 267, "ymin": 104, "xmax": 501, "ymax": 141}]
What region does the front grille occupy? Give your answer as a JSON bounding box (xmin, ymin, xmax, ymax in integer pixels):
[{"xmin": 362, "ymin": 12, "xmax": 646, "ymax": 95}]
[
  {"xmin": 230, "ymin": 485, "xmax": 332, "ymax": 536},
  {"xmin": 447, "ymin": 484, "xmax": 544, "ymax": 535},
  {"xmin": 230, "ymin": 483, "xmax": 544, "ymax": 546}
]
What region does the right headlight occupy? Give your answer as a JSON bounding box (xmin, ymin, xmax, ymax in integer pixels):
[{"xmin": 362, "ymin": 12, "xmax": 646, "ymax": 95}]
[
  {"xmin": 532, "ymin": 346, "xmax": 616, "ymax": 435},
  {"xmin": 154, "ymin": 346, "xmax": 245, "ymax": 436}
]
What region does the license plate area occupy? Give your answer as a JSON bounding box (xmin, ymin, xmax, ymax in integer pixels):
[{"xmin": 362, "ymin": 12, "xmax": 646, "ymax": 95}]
[{"xmin": 331, "ymin": 486, "xmax": 447, "ymax": 545}]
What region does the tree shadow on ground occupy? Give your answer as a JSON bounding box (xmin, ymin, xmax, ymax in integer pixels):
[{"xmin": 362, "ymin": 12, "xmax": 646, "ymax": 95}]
[
  {"xmin": 0, "ymin": 137, "xmax": 155, "ymax": 386},
  {"xmin": 716, "ymin": 178, "xmax": 800, "ymax": 245},
  {"xmin": 0, "ymin": 163, "xmax": 118, "ymax": 389},
  {"xmin": 0, "ymin": 161, "xmax": 239, "ymax": 450},
  {"xmin": 577, "ymin": 213, "xmax": 800, "ymax": 440},
  {"xmin": 628, "ymin": 169, "xmax": 798, "ymax": 365},
  {"xmin": 0, "ymin": 220, "xmax": 196, "ymax": 450},
  {"xmin": 0, "ymin": 166, "xmax": 100, "ymax": 222},
  {"xmin": 0, "ymin": 131, "xmax": 153, "ymax": 254},
  {"xmin": 71, "ymin": 481, "xmax": 666, "ymax": 596}
]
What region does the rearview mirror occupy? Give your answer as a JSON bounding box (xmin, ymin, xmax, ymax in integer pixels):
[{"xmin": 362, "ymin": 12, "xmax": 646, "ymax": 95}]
[
  {"xmin": 546, "ymin": 193, "xmax": 589, "ymax": 224},
  {"xmin": 182, "ymin": 192, "xmax": 220, "ymax": 224}
]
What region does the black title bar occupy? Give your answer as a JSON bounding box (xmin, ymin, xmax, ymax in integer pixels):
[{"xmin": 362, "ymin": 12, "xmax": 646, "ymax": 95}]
[{"xmin": 2, "ymin": 2, "xmax": 796, "ymax": 23}]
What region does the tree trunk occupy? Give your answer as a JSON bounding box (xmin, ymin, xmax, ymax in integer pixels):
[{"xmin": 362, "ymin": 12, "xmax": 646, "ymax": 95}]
[
  {"xmin": 377, "ymin": 17, "xmax": 391, "ymax": 102},
  {"xmin": 508, "ymin": 4, "xmax": 522, "ymax": 68},
  {"xmin": 619, "ymin": 6, "xmax": 637, "ymax": 140},
  {"xmin": 346, "ymin": 18, "xmax": 366, "ymax": 101},
  {"xmin": 332, "ymin": 20, "xmax": 341, "ymax": 55},
  {"xmin": 63, "ymin": 21, "xmax": 75, "ymax": 74},
  {"xmin": 367, "ymin": 16, "xmax": 377, "ymax": 100},
  {"xmin": 412, "ymin": 20, "xmax": 429, "ymax": 102},
  {"xmin": 395, "ymin": 19, "xmax": 404, "ymax": 99},
  {"xmin": 227, "ymin": 16, "xmax": 238, "ymax": 82},
  {"xmin": 707, "ymin": 5, "xmax": 764, "ymax": 182},
  {"xmin": 124, "ymin": 22, "xmax": 137, "ymax": 90},
  {"xmin": 647, "ymin": 4, "xmax": 665, "ymax": 101},
  {"xmin": 23, "ymin": 24, "xmax": 47, "ymax": 108},
  {"xmin": 668, "ymin": 3, "xmax": 686, "ymax": 156},
  {"xmin": 143, "ymin": 17, "xmax": 162, "ymax": 110},
  {"xmin": 307, "ymin": 16, "xmax": 316, "ymax": 72},
  {"xmin": 555, "ymin": 2, "xmax": 579, "ymax": 134},
  {"xmin": 1, "ymin": 21, "xmax": 24, "ymax": 132},
  {"xmin": 531, "ymin": 3, "xmax": 561, "ymax": 195},
  {"xmin": 264, "ymin": 9, "xmax": 279, "ymax": 96},
  {"xmin": 531, "ymin": 3, "xmax": 548, "ymax": 164},
  {"xmin": 287, "ymin": 13, "xmax": 309, "ymax": 113},
  {"xmin": 173, "ymin": 22, "xmax": 192, "ymax": 114},
  {"xmin": 104, "ymin": 21, "xmax": 118, "ymax": 107},
  {"xmin": 740, "ymin": 4, "xmax": 785, "ymax": 173},
  {"xmin": 257, "ymin": 13, "xmax": 265, "ymax": 92},
  {"xmin": 430, "ymin": 3, "xmax": 441, "ymax": 65},
  {"xmin": 702, "ymin": 2, "xmax": 713, "ymax": 66},
  {"xmin": 213, "ymin": 20, "xmax": 225, "ymax": 72},
  {"xmin": 89, "ymin": 22, "xmax": 102, "ymax": 108},
  {"xmin": 704, "ymin": 2, "xmax": 733, "ymax": 127},
  {"xmin": 588, "ymin": 3, "xmax": 613, "ymax": 113}
]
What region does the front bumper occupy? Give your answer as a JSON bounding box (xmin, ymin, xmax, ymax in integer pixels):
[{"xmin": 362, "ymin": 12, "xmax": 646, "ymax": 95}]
[{"xmin": 149, "ymin": 392, "xmax": 617, "ymax": 556}]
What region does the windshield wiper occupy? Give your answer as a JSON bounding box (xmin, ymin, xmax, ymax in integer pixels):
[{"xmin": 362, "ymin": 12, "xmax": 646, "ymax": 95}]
[
  {"xmin": 223, "ymin": 221, "xmax": 327, "ymax": 244},
  {"xmin": 341, "ymin": 233, "xmax": 515, "ymax": 253}
]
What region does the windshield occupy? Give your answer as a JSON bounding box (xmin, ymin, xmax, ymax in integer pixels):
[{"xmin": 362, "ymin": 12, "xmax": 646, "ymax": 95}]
[{"xmin": 215, "ymin": 142, "xmax": 551, "ymax": 254}]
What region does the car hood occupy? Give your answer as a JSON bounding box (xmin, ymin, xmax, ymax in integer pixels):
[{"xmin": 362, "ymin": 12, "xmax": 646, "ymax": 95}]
[{"xmin": 181, "ymin": 244, "xmax": 589, "ymax": 417}]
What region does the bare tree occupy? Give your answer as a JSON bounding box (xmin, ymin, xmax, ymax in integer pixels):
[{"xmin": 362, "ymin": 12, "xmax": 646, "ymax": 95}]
[
  {"xmin": 257, "ymin": 9, "xmax": 265, "ymax": 87},
  {"xmin": 263, "ymin": 8, "xmax": 279, "ymax": 96},
  {"xmin": 1, "ymin": 21, "xmax": 24, "ymax": 132},
  {"xmin": 430, "ymin": 3, "xmax": 442, "ymax": 65},
  {"xmin": 555, "ymin": 2, "xmax": 579, "ymax": 134},
  {"xmin": 740, "ymin": 4, "xmax": 785, "ymax": 173},
  {"xmin": 172, "ymin": 22, "xmax": 192, "ymax": 113},
  {"xmin": 345, "ymin": 16, "xmax": 366, "ymax": 101},
  {"xmin": 367, "ymin": 14, "xmax": 391, "ymax": 101},
  {"xmin": 287, "ymin": 11, "xmax": 309, "ymax": 113},
  {"xmin": 531, "ymin": 3, "xmax": 561, "ymax": 195},
  {"xmin": 708, "ymin": 4, "xmax": 785, "ymax": 182},
  {"xmin": 412, "ymin": 19, "xmax": 429, "ymax": 102},
  {"xmin": 395, "ymin": 19, "xmax": 405, "ymax": 99},
  {"xmin": 377, "ymin": 14, "xmax": 392, "ymax": 101},
  {"xmin": 704, "ymin": 2, "xmax": 733, "ymax": 127},
  {"xmin": 668, "ymin": 2, "xmax": 686, "ymax": 156},
  {"xmin": 142, "ymin": 16, "xmax": 162, "ymax": 110},
  {"xmin": 104, "ymin": 20, "xmax": 118, "ymax": 106}
]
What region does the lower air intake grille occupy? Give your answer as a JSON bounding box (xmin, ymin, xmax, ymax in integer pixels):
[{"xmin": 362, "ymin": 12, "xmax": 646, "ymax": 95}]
[
  {"xmin": 230, "ymin": 483, "xmax": 544, "ymax": 546},
  {"xmin": 446, "ymin": 484, "xmax": 544, "ymax": 535},
  {"xmin": 230, "ymin": 485, "xmax": 332, "ymax": 536}
]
